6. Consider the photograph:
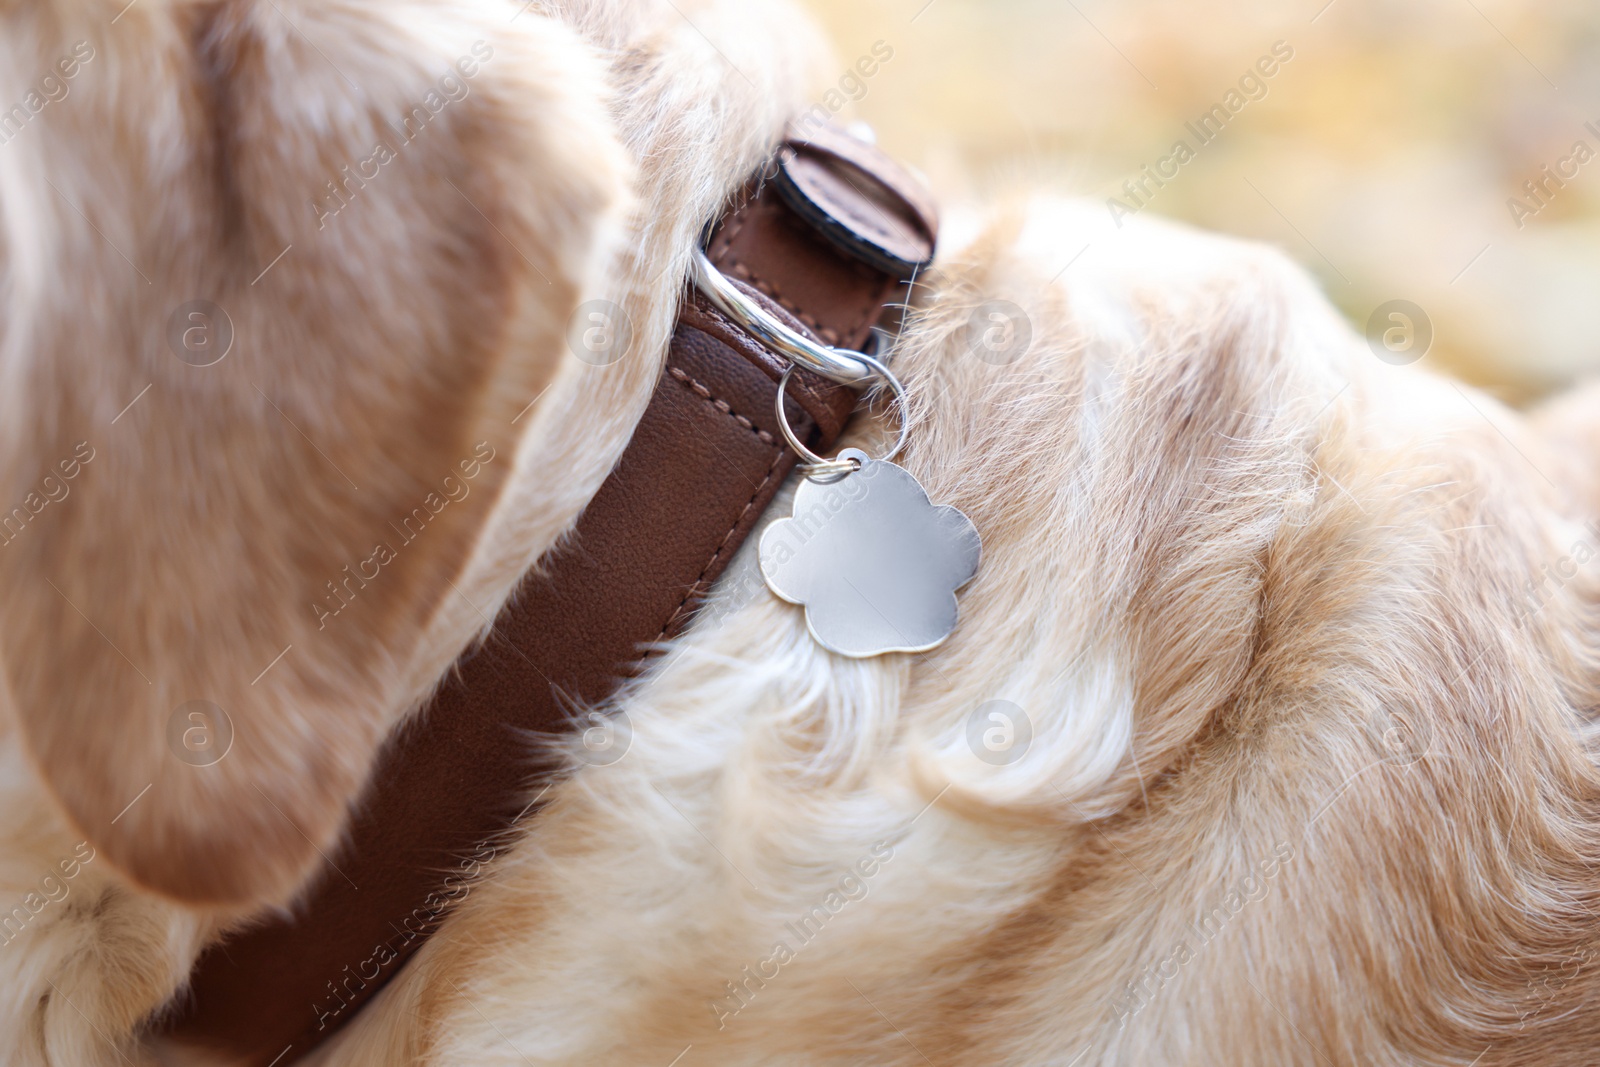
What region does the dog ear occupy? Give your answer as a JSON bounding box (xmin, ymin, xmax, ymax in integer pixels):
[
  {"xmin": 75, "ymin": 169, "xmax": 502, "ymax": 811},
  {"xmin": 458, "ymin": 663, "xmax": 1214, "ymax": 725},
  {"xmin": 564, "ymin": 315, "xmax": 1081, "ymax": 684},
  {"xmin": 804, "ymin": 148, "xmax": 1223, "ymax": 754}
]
[{"xmin": 0, "ymin": 1, "xmax": 629, "ymax": 906}]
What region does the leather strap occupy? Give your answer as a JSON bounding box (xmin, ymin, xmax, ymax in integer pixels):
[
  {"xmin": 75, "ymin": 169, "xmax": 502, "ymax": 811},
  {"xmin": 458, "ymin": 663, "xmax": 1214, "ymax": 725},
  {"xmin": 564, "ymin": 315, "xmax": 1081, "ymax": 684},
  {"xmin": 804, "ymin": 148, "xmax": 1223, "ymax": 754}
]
[{"xmin": 161, "ymin": 124, "xmax": 935, "ymax": 1065}]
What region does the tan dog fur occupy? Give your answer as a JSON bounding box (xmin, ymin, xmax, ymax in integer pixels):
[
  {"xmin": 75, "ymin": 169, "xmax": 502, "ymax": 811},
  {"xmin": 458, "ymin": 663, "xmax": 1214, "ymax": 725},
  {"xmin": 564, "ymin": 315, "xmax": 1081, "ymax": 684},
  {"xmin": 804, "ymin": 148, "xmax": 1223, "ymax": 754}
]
[{"xmin": 0, "ymin": 1, "xmax": 1597, "ymax": 1064}]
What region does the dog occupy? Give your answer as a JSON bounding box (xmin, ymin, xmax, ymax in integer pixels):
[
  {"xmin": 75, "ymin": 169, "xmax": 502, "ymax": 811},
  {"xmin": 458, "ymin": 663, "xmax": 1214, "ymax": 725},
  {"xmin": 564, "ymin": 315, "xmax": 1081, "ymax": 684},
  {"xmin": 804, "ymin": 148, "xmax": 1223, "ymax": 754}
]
[{"xmin": 2, "ymin": 0, "xmax": 1598, "ymax": 1064}]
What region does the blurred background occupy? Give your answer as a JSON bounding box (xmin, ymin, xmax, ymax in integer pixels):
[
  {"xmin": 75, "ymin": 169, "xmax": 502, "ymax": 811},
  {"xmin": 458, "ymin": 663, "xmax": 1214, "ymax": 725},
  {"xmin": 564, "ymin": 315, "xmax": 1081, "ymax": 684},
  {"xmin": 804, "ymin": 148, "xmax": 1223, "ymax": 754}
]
[{"xmin": 802, "ymin": 0, "xmax": 1600, "ymax": 404}]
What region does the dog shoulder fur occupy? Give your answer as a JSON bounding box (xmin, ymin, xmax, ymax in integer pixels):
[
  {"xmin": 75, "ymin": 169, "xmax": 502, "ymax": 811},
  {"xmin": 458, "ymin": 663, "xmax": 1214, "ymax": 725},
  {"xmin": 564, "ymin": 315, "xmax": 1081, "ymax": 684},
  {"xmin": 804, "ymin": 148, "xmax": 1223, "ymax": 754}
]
[{"xmin": 347, "ymin": 199, "xmax": 1600, "ymax": 1064}]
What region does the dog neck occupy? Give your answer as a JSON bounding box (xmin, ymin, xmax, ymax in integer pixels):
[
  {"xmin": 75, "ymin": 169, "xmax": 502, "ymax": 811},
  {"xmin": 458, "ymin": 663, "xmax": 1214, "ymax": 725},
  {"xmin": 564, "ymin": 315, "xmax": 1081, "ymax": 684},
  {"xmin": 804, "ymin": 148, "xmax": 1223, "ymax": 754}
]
[{"xmin": 164, "ymin": 120, "xmax": 938, "ymax": 1066}]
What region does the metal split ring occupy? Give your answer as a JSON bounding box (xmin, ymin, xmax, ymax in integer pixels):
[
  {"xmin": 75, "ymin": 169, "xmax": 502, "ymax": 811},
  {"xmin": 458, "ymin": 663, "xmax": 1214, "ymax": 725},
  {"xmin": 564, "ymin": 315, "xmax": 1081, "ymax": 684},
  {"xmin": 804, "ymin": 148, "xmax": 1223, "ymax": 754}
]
[
  {"xmin": 775, "ymin": 351, "xmax": 909, "ymax": 480},
  {"xmin": 692, "ymin": 246, "xmax": 907, "ymax": 479},
  {"xmin": 691, "ymin": 248, "xmax": 881, "ymax": 387}
]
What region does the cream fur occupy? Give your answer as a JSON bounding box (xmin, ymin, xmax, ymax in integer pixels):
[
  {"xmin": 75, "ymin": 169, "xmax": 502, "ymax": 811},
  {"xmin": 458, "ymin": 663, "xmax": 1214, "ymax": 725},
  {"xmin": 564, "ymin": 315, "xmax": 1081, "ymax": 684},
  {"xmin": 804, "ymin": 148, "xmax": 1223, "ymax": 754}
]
[{"xmin": 2, "ymin": 1, "xmax": 1599, "ymax": 1065}]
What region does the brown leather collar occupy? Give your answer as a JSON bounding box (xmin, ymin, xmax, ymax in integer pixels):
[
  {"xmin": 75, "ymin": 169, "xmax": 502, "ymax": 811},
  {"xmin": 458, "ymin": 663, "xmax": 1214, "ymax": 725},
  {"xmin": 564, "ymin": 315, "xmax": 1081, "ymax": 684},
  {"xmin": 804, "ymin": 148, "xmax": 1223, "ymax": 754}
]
[{"xmin": 162, "ymin": 121, "xmax": 937, "ymax": 1065}]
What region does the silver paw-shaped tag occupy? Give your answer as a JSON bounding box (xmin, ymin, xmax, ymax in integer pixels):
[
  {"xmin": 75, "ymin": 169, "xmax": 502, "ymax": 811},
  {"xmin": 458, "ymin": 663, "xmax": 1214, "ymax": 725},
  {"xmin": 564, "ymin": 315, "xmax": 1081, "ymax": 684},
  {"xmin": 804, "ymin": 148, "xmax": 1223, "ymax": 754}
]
[{"xmin": 760, "ymin": 449, "xmax": 981, "ymax": 658}]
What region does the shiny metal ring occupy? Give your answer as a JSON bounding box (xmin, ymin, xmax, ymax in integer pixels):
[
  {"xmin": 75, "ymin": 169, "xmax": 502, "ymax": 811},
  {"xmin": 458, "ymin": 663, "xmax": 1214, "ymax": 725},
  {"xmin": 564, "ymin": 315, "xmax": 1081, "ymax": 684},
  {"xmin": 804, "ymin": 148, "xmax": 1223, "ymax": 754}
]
[
  {"xmin": 691, "ymin": 248, "xmax": 880, "ymax": 387},
  {"xmin": 775, "ymin": 351, "xmax": 909, "ymax": 479}
]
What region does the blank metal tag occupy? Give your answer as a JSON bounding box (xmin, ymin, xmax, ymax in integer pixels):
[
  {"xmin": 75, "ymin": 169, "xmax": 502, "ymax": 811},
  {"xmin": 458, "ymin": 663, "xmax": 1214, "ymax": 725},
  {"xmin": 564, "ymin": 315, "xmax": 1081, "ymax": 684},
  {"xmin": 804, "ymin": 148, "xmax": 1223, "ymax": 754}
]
[{"xmin": 759, "ymin": 449, "xmax": 981, "ymax": 658}]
